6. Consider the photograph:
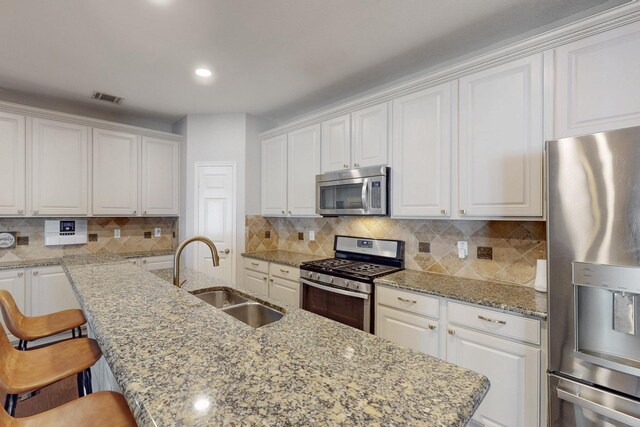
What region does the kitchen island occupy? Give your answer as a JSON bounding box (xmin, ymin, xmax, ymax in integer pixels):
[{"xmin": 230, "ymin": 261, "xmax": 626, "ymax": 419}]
[{"xmin": 62, "ymin": 254, "xmax": 489, "ymax": 426}]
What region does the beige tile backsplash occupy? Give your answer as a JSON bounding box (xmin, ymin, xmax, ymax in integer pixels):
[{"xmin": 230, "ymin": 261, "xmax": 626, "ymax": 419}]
[
  {"xmin": 0, "ymin": 217, "xmax": 178, "ymax": 263},
  {"xmin": 246, "ymin": 215, "xmax": 546, "ymax": 287}
]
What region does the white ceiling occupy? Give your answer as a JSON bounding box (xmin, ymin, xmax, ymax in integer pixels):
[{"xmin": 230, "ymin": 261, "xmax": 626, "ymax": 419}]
[{"xmin": 0, "ymin": 0, "xmax": 630, "ymax": 127}]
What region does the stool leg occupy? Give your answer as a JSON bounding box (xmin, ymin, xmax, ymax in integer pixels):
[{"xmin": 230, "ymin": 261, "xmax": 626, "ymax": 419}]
[
  {"xmin": 17, "ymin": 340, "xmax": 28, "ymax": 351},
  {"xmin": 4, "ymin": 393, "xmax": 17, "ymax": 416},
  {"xmin": 72, "ymin": 328, "xmax": 76, "ymax": 338},
  {"xmin": 77, "ymin": 326, "xmax": 82, "ymax": 338},
  {"xmin": 83, "ymin": 368, "xmax": 93, "ymax": 394},
  {"xmin": 77, "ymin": 372, "xmax": 86, "ymax": 397}
]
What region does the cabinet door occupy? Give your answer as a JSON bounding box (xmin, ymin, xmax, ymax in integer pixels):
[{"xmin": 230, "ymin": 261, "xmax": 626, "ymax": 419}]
[
  {"xmin": 243, "ymin": 269, "xmax": 268, "ymax": 297},
  {"xmin": 269, "ymin": 276, "xmax": 300, "ymax": 308},
  {"xmin": 30, "ymin": 118, "xmax": 89, "ymax": 216},
  {"xmin": 321, "ymin": 114, "xmax": 351, "ymax": 173},
  {"xmin": 447, "ymin": 326, "xmax": 540, "ymax": 427},
  {"xmin": 92, "ymin": 129, "xmax": 139, "ymax": 216},
  {"xmin": 376, "ymin": 305, "xmax": 439, "ymax": 358},
  {"xmin": 556, "ymin": 21, "xmax": 640, "ymax": 137},
  {"xmin": 392, "ymin": 83, "xmax": 452, "ymax": 217},
  {"xmin": 288, "ymin": 124, "xmax": 321, "ymax": 216},
  {"xmin": 142, "ymin": 255, "xmax": 174, "ymax": 271},
  {"xmin": 352, "ymin": 103, "xmax": 388, "ymax": 169},
  {"xmin": 458, "ymin": 54, "xmax": 543, "ymax": 217},
  {"xmin": 0, "ymin": 112, "xmax": 25, "ymax": 216},
  {"xmin": 30, "ymin": 266, "xmax": 81, "ymax": 316},
  {"xmin": 0, "ymin": 269, "xmax": 26, "ymax": 342},
  {"xmin": 141, "ymin": 137, "xmax": 179, "ymax": 216},
  {"xmin": 261, "ymin": 135, "xmax": 288, "ymax": 216}
]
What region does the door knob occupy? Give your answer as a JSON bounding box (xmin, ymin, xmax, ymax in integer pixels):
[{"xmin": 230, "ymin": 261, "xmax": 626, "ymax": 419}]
[{"xmin": 223, "ymin": 249, "xmax": 230, "ymax": 254}]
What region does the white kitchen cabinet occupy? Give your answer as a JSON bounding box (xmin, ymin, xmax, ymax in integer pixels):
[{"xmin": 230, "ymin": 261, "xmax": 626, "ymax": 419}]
[
  {"xmin": 447, "ymin": 325, "xmax": 540, "ymax": 427},
  {"xmin": 30, "ymin": 118, "xmax": 89, "ymax": 216},
  {"xmin": 556, "ymin": 20, "xmax": 640, "ymax": 138},
  {"xmin": 129, "ymin": 255, "xmax": 174, "ymax": 271},
  {"xmin": 261, "ymin": 134, "xmax": 288, "ymax": 216},
  {"xmin": 287, "ymin": 124, "xmax": 321, "ymax": 216},
  {"xmin": 243, "ymin": 268, "xmax": 269, "ymax": 298},
  {"xmin": 0, "ymin": 112, "xmax": 25, "ymax": 216},
  {"xmin": 392, "ymin": 83, "xmax": 453, "ymax": 217},
  {"xmin": 92, "ymin": 129, "xmax": 139, "ymax": 216},
  {"xmin": 321, "ymin": 114, "xmax": 351, "ymax": 173},
  {"xmin": 376, "ymin": 305, "xmax": 440, "ymax": 358},
  {"xmin": 0, "ymin": 269, "xmax": 26, "ymax": 342},
  {"xmin": 458, "ymin": 54, "xmax": 544, "ymax": 217},
  {"xmin": 29, "ymin": 265, "xmax": 80, "ymax": 316},
  {"xmin": 269, "ymin": 276, "xmax": 300, "ymax": 307},
  {"xmin": 352, "ymin": 103, "xmax": 388, "ymax": 169},
  {"xmin": 141, "ymin": 136, "xmax": 179, "ymax": 216},
  {"xmin": 243, "ymin": 259, "xmax": 301, "ymax": 307}
]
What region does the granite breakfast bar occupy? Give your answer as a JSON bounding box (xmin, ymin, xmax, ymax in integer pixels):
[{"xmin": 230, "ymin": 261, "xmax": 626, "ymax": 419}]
[{"xmin": 61, "ymin": 253, "xmax": 489, "ymax": 426}]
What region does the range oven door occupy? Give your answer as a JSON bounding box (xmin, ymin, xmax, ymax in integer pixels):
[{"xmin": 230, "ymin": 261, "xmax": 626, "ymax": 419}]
[{"xmin": 300, "ymin": 278, "xmax": 372, "ymax": 333}]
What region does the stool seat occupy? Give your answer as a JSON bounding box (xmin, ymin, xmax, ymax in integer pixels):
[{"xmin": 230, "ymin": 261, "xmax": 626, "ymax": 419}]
[
  {"xmin": 0, "ymin": 391, "xmax": 137, "ymax": 427},
  {"xmin": 0, "ymin": 337, "xmax": 101, "ymax": 395},
  {"xmin": 0, "ymin": 290, "xmax": 86, "ymax": 343}
]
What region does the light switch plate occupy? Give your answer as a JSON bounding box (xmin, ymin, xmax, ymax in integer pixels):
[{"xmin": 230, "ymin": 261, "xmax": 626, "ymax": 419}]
[
  {"xmin": 154, "ymin": 228, "xmax": 161, "ymax": 237},
  {"xmin": 309, "ymin": 230, "xmax": 315, "ymax": 241},
  {"xmin": 457, "ymin": 241, "xmax": 468, "ymax": 259},
  {"xmin": 114, "ymin": 229, "xmax": 121, "ymax": 238}
]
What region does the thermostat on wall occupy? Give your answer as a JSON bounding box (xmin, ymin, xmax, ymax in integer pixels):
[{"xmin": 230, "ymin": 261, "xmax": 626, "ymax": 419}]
[{"xmin": 44, "ymin": 220, "xmax": 88, "ymax": 246}]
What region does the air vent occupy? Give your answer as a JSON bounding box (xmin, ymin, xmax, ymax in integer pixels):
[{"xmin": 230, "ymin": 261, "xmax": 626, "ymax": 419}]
[{"xmin": 91, "ymin": 91, "xmax": 124, "ymax": 105}]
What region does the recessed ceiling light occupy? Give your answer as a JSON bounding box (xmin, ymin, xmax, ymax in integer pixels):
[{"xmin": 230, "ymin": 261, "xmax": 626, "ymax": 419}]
[{"xmin": 195, "ymin": 68, "xmax": 212, "ymax": 77}]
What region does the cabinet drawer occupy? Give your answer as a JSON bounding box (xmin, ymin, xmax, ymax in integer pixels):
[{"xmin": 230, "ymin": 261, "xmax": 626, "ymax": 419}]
[
  {"xmin": 447, "ymin": 302, "xmax": 540, "ymax": 345},
  {"xmin": 243, "ymin": 257, "xmax": 269, "ymax": 274},
  {"xmin": 376, "ymin": 286, "xmax": 439, "ymax": 318},
  {"xmin": 269, "ymin": 263, "xmax": 299, "ymax": 280}
]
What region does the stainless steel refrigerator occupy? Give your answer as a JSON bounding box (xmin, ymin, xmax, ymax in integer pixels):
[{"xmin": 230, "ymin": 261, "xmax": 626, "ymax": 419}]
[{"xmin": 548, "ymin": 126, "xmax": 640, "ymax": 426}]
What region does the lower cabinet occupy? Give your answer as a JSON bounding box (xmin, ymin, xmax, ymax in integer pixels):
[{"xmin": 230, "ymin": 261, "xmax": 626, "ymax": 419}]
[
  {"xmin": 375, "ymin": 285, "xmax": 543, "ymax": 427},
  {"xmin": 0, "ymin": 269, "xmax": 26, "ymax": 342},
  {"xmin": 129, "ymin": 254, "xmax": 174, "ymax": 271},
  {"xmin": 242, "ymin": 258, "xmax": 300, "ymax": 308}
]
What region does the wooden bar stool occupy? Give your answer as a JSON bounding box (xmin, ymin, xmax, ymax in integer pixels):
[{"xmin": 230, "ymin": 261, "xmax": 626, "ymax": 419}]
[
  {"xmin": 0, "ymin": 290, "xmax": 86, "ymax": 351},
  {"xmin": 0, "ymin": 326, "xmax": 101, "ymax": 416},
  {"xmin": 0, "ymin": 391, "xmax": 137, "ymax": 426}
]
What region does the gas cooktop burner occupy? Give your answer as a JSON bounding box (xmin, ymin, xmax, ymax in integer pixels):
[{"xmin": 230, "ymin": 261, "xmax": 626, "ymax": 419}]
[{"xmin": 303, "ymin": 258, "xmax": 401, "ymax": 279}]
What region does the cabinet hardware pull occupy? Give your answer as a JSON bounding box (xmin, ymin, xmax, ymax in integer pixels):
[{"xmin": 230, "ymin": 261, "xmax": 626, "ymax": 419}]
[
  {"xmin": 440, "ymin": 209, "xmax": 447, "ymax": 214},
  {"xmin": 478, "ymin": 315, "xmax": 506, "ymax": 325},
  {"xmin": 448, "ymin": 329, "xmax": 455, "ymax": 336},
  {"xmin": 263, "ymin": 277, "xmax": 267, "ymax": 281},
  {"xmin": 281, "ymin": 210, "xmax": 285, "ymax": 214},
  {"xmin": 459, "ymin": 209, "xmax": 466, "ymax": 215},
  {"xmin": 142, "ymin": 260, "xmax": 147, "ymax": 264},
  {"xmin": 17, "ymin": 210, "xmax": 23, "ymax": 214},
  {"xmin": 33, "ymin": 210, "xmax": 38, "ymax": 215},
  {"xmin": 251, "ymin": 262, "xmax": 259, "ymax": 266},
  {"xmin": 270, "ymin": 278, "xmax": 274, "ymax": 282},
  {"xmin": 280, "ymin": 269, "xmax": 289, "ymax": 273},
  {"xmin": 17, "ymin": 272, "xmax": 23, "ymax": 277},
  {"xmin": 397, "ymin": 296, "xmax": 417, "ymax": 304},
  {"xmin": 428, "ymin": 325, "xmax": 436, "ymax": 330},
  {"xmin": 354, "ymin": 163, "xmax": 359, "ymax": 167},
  {"xmin": 343, "ymin": 164, "xmax": 349, "ymax": 168},
  {"xmin": 33, "ymin": 271, "xmax": 38, "ymax": 276},
  {"xmin": 133, "ymin": 210, "xmax": 137, "ymax": 214},
  {"xmin": 143, "ymin": 211, "xmax": 147, "ymax": 214}
]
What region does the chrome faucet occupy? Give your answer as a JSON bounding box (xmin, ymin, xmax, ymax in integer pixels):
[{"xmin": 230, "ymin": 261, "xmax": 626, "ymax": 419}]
[{"xmin": 173, "ymin": 236, "xmax": 220, "ymax": 287}]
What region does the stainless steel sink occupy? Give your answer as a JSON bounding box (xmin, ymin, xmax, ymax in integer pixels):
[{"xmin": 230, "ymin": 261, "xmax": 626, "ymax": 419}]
[
  {"xmin": 194, "ymin": 290, "xmax": 249, "ymax": 308},
  {"xmin": 222, "ymin": 302, "xmax": 283, "ymax": 328}
]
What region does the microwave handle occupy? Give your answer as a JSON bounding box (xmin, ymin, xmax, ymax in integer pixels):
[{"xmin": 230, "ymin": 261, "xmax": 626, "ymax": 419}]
[{"xmin": 361, "ymin": 177, "xmax": 369, "ymax": 212}]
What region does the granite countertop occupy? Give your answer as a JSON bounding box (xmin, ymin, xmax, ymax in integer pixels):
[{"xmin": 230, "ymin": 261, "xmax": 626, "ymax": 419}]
[
  {"xmin": 241, "ymin": 250, "xmax": 326, "ymax": 267},
  {"xmin": 0, "ymin": 249, "xmax": 175, "ymax": 271},
  {"xmin": 375, "ymin": 269, "xmax": 547, "ymax": 320},
  {"xmin": 62, "ymin": 254, "xmax": 489, "ymax": 426},
  {"xmin": 150, "ymin": 267, "xmax": 229, "ymax": 293}
]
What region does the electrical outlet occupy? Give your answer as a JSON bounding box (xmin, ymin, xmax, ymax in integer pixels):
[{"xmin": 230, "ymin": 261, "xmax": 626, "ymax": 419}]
[
  {"xmin": 114, "ymin": 229, "xmax": 121, "ymax": 238},
  {"xmin": 457, "ymin": 241, "xmax": 468, "ymax": 259},
  {"xmin": 154, "ymin": 228, "xmax": 161, "ymax": 237},
  {"xmin": 309, "ymin": 230, "xmax": 315, "ymax": 241}
]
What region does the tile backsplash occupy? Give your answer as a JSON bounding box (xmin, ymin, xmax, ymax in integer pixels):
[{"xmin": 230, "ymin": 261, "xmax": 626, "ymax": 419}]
[
  {"xmin": 246, "ymin": 215, "xmax": 546, "ymax": 287},
  {"xmin": 0, "ymin": 217, "xmax": 177, "ymax": 263}
]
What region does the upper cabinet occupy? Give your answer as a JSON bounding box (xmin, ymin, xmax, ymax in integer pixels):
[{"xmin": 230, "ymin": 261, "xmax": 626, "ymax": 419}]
[
  {"xmin": 141, "ymin": 137, "xmax": 180, "ymax": 216},
  {"xmin": 288, "ymin": 124, "xmax": 321, "ymax": 216},
  {"xmin": 30, "ymin": 118, "xmax": 89, "ymax": 216},
  {"xmin": 0, "ymin": 112, "xmax": 25, "ymax": 216},
  {"xmin": 261, "ymin": 134, "xmax": 288, "ymax": 216},
  {"xmin": 458, "ymin": 53, "xmax": 544, "ymax": 217},
  {"xmin": 555, "ymin": 20, "xmax": 640, "ymax": 138},
  {"xmin": 392, "ymin": 83, "xmax": 453, "ymax": 218},
  {"xmin": 262, "ymin": 125, "xmax": 320, "ymax": 217},
  {"xmin": 321, "ymin": 103, "xmax": 389, "ymax": 173},
  {"xmin": 92, "ymin": 129, "xmax": 139, "ymax": 216}
]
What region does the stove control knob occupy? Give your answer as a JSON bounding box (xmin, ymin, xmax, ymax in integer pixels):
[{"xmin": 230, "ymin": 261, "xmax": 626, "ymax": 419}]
[
  {"xmin": 307, "ymin": 272, "xmax": 313, "ymax": 278},
  {"xmin": 352, "ymin": 282, "xmax": 359, "ymax": 289},
  {"xmin": 315, "ymin": 273, "xmax": 321, "ymax": 280},
  {"xmin": 329, "ymin": 277, "xmax": 334, "ymax": 283},
  {"xmin": 345, "ymin": 280, "xmax": 350, "ymax": 287}
]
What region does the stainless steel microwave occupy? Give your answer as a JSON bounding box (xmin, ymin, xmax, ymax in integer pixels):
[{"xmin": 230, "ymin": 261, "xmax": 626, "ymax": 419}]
[{"xmin": 316, "ymin": 166, "xmax": 389, "ymax": 216}]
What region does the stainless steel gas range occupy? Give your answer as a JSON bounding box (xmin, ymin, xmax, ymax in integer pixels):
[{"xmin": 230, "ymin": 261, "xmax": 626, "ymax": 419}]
[{"xmin": 299, "ymin": 235, "xmax": 404, "ymax": 333}]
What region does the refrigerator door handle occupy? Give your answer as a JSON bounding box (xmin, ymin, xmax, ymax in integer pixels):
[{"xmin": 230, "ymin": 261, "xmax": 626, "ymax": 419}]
[{"xmin": 556, "ymin": 378, "xmax": 640, "ymax": 426}]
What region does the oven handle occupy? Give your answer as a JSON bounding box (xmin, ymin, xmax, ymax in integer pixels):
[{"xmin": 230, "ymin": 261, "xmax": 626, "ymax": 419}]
[{"xmin": 300, "ymin": 278, "xmax": 369, "ymax": 300}]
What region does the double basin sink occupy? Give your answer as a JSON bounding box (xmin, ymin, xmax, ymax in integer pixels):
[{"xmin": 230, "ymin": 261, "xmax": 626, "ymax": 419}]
[{"xmin": 194, "ymin": 289, "xmax": 283, "ymax": 328}]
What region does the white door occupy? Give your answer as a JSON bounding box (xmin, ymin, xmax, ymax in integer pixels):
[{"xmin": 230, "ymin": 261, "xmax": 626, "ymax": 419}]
[
  {"xmin": 321, "ymin": 114, "xmax": 351, "ymax": 173},
  {"xmin": 352, "ymin": 103, "xmax": 388, "ymax": 168},
  {"xmin": 29, "ymin": 266, "xmax": 81, "ymax": 316},
  {"xmin": 392, "ymin": 83, "xmax": 453, "ymax": 217},
  {"xmin": 0, "ymin": 112, "xmax": 25, "ymax": 216},
  {"xmin": 30, "ymin": 118, "xmax": 89, "ymax": 216},
  {"xmin": 556, "ymin": 20, "xmax": 640, "ymax": 137},
  {"xmin": 287, "ymin": 124, "xmax": 321, "ymax": 216},
  {"xmin": 0, "ymin": 269, "xmax": 26, "ymax": 342},
  {"xmin": 447, "ymin": 326, "xmax": 540, "ymax": 427},
  {"xmin": 92, "ymin": 129, "xmax": 139, "ymax": 216},
  {"xmin": 195, "ymin": 164, "xmax": 235, "ymax": 284},
  {"xmin": 261, "ymin": 134, "xmax": 287, "ymax": 216},
  {"xmin": 268, "ymin": 276, "xmax": 300, "ymax": 308},
  {"xmin": 376, "ymin": 305, "xmax": 440, "ymax": 358},
  {"xmin": 458, "ymin": 54, "xmax": 544, "ymax": 217},
  {"xmin": 141, "ymin": 137, "xmax": 179, "ymax": 216}
]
